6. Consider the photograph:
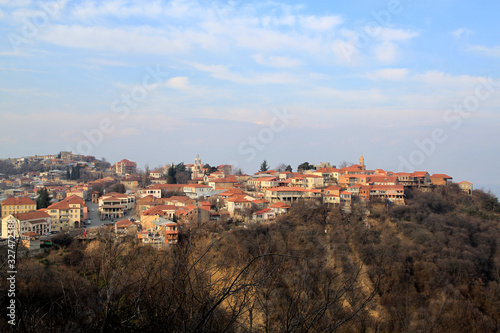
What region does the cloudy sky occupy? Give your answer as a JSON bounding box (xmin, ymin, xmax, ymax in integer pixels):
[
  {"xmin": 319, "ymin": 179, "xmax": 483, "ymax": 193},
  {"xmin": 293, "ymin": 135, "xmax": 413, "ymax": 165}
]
[{"xmin": 0, "ymin": 0, "xmax": 499, "ymax": 194}]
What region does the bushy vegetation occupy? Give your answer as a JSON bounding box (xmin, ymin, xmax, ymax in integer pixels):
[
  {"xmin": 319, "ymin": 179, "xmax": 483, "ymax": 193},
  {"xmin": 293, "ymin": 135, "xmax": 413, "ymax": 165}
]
[{"xmin": 1, "ymin": 186, "xmax": 499, "ymax": 332}]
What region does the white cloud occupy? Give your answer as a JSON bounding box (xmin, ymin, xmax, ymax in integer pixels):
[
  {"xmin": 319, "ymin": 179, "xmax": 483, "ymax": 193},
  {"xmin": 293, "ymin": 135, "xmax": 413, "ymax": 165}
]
[
  {"xmin": 412, "ymin": 71, "xmax": 487, "ymax": 87},
  {"xmin": 452, "ymin": 27, "xmax": 472, "ymax": 40},
  {"xmin": 253, "ymin": 54, "xmax": 301, "ymax": 68},
  {"xmin": 189, "ymin": 62, "xmax": 299, "ymax": 85},
  {"xmin": 330, "ymin": 27, "xmax": 419, "ymax": 65},
  {"xmin": 374, "ymin": 41, "xmax": 398, "ymax": 63},
  {"xmin": 166, "ymin": 76, "xmax": 189, "ymax": 90},
  {"xmin": 71, "ymin": 0, "xmax": 164, "ymax": 20},
  {"xmin": 298, "ymin": 15, "xmax": 342, "ymax": 31},
  {"xmin": 261, "ymin": 14, "xmax": 296, "ymax": 27},
  {"xmin": 467, "ymin": 44, "xmax": 500, "ymax": 58},
  {"xmin": 368, "ymin": 68, "xmax": 409, "ymax": 81},
  {"xmin": 40, "ymin": 25, "xmax": 190, "ymax": 54},
  {"xmin": 378, "ymin": 28, "xmax": 420, "ymax": 42},
  {"xmin": 0, "ymin": 0, "xmax": 32, "ymax": 7},
  {"xmin": 331, "ymin": 39, "xmax": 359, "ymax": 64},
  {"xmin": 85, "ymin": 58, "xmax": 129, "ymax": 67},
  {"xmin": 1, "ymin": 67, "xmax": 50, "ymax": 73}
]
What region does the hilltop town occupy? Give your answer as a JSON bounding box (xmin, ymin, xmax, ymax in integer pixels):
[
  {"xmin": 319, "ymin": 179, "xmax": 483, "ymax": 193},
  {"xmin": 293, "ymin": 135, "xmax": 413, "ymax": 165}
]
[
  {"xmin": 1, "ymin": 151, "xmax": 499, "ymax": 332},
  {"xmin": 0, "ymin": 151, "xmax": 474, "ymax": 251}
]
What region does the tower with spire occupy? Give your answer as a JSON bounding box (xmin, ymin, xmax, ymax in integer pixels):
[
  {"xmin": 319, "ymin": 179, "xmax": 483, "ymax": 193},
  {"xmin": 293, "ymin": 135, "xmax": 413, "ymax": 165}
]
[
  {"xmin": 194, "ymin": 154, "xmax": 202, "ymax": 178},
  {"xmin": 359, "ymin": 155, "xmax": 365, "ymax": 170}
]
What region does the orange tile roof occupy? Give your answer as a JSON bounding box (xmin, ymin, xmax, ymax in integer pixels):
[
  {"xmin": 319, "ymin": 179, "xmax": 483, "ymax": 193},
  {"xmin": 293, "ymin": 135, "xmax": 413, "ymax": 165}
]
[
  {"xmin": 64, "ymin": 194, "xmax": 85, "ymax": 205},
  {"xmin": 2, "ymin": 196, "xmax": 36, "ymax": 206},
  {"xmin": 142, "ymin": 205, "xmax": 177, "ymax": 216},
  {"xmin": 254, "ymin": 208, "xmax": 273, "ymax": 215},
  {"xmin": 210, "ymin": 176, "xmax": 239, "ymax": 183},
  {"xmin": 118, "ymin": 159, "xmax": 136, "ymax": 166},
  {"xmin": 316, "ymin": 167, "xmax": 340, "ymax": 173},
  {"xmin": 324, "ymin": 186, "xmax": 341, "ymax": 191},
  {"xmin": 368, "ymin": 175, "xmax": 398, "ymax": 183},
  {"xmin": 13, "ymin": 210, "xmax": 51, "ymax": 221},
  {"xmin": 115, "ymin": 219, "xmax": 135, "ymax": 228},
  {"xmin": 267, "ymin": 186, "xmax": 309, "ymax": 192},
  {"xmin": 269, "ymin": 202, "xmax": 290, "ymax": 209},
  {"xmin": 431, "ymin": 174, "xmax": 452, "ymax": 179},
  {"xmin": 370, "ymin": 185, "xmax": 405, "ymax": 190},
  {"xmin": 226, "ymin": 195, "xmax": 251, "ymax": 203},
  {"xmin": 217, "ymin": 189, "xmax": 245, "ymax": 196},
  {"xmin": 47, "ymin": 201, "xmax": 71, "ymax": 210}
]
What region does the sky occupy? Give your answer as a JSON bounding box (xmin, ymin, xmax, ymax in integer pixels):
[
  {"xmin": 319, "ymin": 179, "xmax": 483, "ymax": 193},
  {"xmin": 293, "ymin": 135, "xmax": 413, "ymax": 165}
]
[{"xmin": 0, "ymin": 0, "xmax": 499, "ymax": 196}]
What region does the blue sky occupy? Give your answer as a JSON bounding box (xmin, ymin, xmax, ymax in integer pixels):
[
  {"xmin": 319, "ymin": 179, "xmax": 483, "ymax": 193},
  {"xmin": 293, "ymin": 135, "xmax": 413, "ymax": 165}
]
[{"xmin": 0, "ymin": 0, "xmax": 499, "ymax": 195}]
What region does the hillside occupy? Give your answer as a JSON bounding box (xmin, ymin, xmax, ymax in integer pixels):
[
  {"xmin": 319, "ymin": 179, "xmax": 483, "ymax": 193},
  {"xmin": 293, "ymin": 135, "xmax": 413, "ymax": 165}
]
[{"xmin": 1, "ymin": 185, "xmax": 499, "ymax": 332}]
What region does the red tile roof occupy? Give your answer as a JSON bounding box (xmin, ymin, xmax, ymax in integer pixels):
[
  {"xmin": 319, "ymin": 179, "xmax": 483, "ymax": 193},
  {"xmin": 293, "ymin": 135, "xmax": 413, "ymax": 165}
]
[
  {"xmin": 370, "ymin": 185, "xmax": 405, "ymax": 191},
  {"xmin": 226, "ymin": 195, "xmax": 251, "ymax": 203},
  {"xmin": 2, "ymin": 196, "xmax": 36, "ymax": 206},
  {"xmin": 269, "ymin": 202, "xmax": 290, "ymax": 209},
  {"xmin": 431, "ymin": 174, "xmax": 452, "ymax": 179},
  {"xmin": 118, "ymin": 159, "xmax": 136, "ymax": 166},
  {"xmin": 115, "ymin": 219, "xmax": 135, "ymax": 228},
  {"xmin": 316, "ymin": 167, "xmax": 340, "ymax": 173},
  {"xmin": 142, "ymin": 205, "xmax": 177, "ymax": 216},
  {"xmin": 267, "ymin": 186, "xmax": 310, "ymax": 192},
  {"xmin": 64, "ymin": 194, "xmax": 85, "ymax": 205},
  {"xmin": 254, "ymin": 208, "xmax": 273, "ymax": 215},
  {"xmin": 210, "ymin": 176, "xmax": 239, "ymax": 183},
  {"xmin": 324, "ymin": 186, "xmax": 341, "ymax": 191},
  {"xmin": 13, "ymin": 210, "xmax": 51, "ymax": 221},
  {"xmin": 47, "ymin": 201, "xmax": 71, "ymax": 210}
]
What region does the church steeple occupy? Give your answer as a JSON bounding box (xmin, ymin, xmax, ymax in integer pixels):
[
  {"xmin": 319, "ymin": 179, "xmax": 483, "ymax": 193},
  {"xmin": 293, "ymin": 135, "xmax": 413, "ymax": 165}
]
[{"xmin": 359, "ymin": 155, "xmax": 365, "ymax": 168}]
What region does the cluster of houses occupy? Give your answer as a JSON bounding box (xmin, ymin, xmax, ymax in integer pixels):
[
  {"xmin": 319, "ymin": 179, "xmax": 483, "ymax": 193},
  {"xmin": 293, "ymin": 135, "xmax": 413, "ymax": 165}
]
[{"xmin": 0, "ymin": 153, "xmax": 475, "ymax": 251}]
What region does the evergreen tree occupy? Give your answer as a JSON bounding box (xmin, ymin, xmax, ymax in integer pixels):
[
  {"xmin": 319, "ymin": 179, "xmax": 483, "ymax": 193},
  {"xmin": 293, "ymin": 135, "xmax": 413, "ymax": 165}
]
[
  {"xmin": 297, "ymin": 162, "xmax": 314, "ymax": 172},
  {"xmin": 260, "ymin": 160, "xmax": 269, "ymax": 172},
  {"xmin": 75, "ymin": 164, "xmax": 81, "ymax": 179},
  {"xmin": 117, "ymin": 183, "xmax": 126, "ymax": 193},
  {"xmin": 36, "ymin": 188, "xmax": 51, "ymax": 209},
  {"xmin": 167, "ymin": 164, "xmax": 176, "ymax": 184},
  {"xmin": 285, "ymin": 165, "xmax": 293, "ymax": 172}
]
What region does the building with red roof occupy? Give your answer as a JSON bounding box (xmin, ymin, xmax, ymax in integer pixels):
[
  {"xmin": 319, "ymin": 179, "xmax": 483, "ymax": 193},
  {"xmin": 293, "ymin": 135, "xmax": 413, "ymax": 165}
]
[
  {"xmin": 1, "ymin": 196, "xmax": 36, "ymax": 218},
  {"xmin": 430, "ymin": 174, "xmax": 453, "ymax": 186},
  {"xmin": 253, "ymin": 208, "xmax": 276, "ymax": 222},
  {"xmin": 1, "ymin": 210, "xmax": 51, "ymax": 238},
  {"xmin": 115, "ymin": 159, "xmax": 137, "ymax": 175}
]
